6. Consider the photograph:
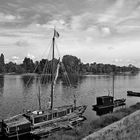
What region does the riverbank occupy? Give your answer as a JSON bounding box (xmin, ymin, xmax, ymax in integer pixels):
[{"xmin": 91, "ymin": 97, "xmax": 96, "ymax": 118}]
[
  {"xmin": 46, "ymin": 102, "xmax": 140, "ymax": 140},
  {"xmin": 0, "ymin": 70, "xmax": 139, "ymax": 76}
]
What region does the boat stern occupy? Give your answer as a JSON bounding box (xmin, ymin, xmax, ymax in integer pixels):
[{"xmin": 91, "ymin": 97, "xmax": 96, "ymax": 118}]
[{"xmin": 2, "ymin": 114, "xmax": 31, "ymax": 138}]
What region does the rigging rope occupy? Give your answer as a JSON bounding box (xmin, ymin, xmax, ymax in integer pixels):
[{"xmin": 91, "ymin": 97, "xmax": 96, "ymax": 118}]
[
  {"xmin": 25, "ymin": 39, "xmax": 52, "ymax": 87},
  {"xmin": 16, "ymin": 126, "xmax": 19, "ymax": 140},
  {"xmin": 55, "ymin": 43, "xmax": 72, "ymax": 87}
]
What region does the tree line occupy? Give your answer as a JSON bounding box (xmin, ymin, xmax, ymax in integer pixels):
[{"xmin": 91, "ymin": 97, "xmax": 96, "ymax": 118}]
[{"xmin": 0, "ymin": 54, "xmax": 139, "ymax": 74}]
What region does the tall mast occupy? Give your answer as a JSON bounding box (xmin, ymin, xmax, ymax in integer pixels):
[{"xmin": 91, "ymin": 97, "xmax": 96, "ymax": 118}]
[
  {"xmin": 38, "ymin": 85, "xmax": 41, "ymax": 110},
  {"xmin": 50, "ymin": 30, "xmax": 55, "ymax": 109},
  {"xmin": 112, "ymin": 73, "xmax": 115, "ymax": 100}
]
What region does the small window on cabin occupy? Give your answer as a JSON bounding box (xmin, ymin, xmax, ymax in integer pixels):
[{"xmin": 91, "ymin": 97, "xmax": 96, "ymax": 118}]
[
  {"xmin": 34, "ymin": 117, "xmax": 39, "ymax": 123},
  {"xmin": 43, "ymin": 115, "xmax": 47, "ymax": 121},
  {"xmin": 67, "ymin": 109, "xmax": 70, "ymax": 114},
  {"xmin": 9, "ymin": 127, "xmax": 16, "ymax": 133},
  {"xmin": 58, "ymin": 112, "xmax": 60, "ymax": 117},
  {"xmin": 71, "ymin": 108, "xmax": 74, "ymax": 112},
  {"xmin": 58, "ymin": 112, "xmax": 61, "ymax": 117},
  {"xmin": 30, "ymin": 119, "xmax": 33, "ymax": 123},
  {"xmin": 53, "ymin": 112, "xmax": 57, "ymax": 118},
  {"xmin": 48, "ymin": 114, "xmax": 52, "ymax": 120},
  {"xmin": 63, "ymin": 111, "xmax": 66, "ymax": 115},
  {"xmin": 60, "ymin": 112, "xmax": 63, "ymax": 117},
  {"xmin": 62, "ymin": 111, "xmax": 65, "ymax": 116},
  {"xmin": 58, "ymin": 111, "xmax": 63, "ymax": 117}
]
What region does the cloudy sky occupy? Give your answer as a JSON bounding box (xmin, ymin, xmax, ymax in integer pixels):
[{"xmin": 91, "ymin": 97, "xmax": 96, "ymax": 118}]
[{"xmin": 0, "ymin": 0, "xmax": 140, "ymax": 66}]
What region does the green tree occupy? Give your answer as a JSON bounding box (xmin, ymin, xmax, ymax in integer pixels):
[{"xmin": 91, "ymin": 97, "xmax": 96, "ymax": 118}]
[
  {"xmin": 0, "ymin": 53, "xmax": 5, "ymax": 73},
  {"xmin": 23, "ymin": 57, "xmax": 34, "ymax": 73}
]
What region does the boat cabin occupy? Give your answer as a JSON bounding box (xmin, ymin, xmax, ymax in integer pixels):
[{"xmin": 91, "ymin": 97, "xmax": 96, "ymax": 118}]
[
  {"xmin": 92, "ymin": 96, "xmax": 114, "ymax": 115},
  {"xmin": 96, "ymin": 96, "xmax": 114, "ymax": 106},
  {"xmin": 2, "ymin": 115, "xmax": 31, "ymax": 137},
  {"xmin": 24, "ymin": 105, "xmax": 75, "ymax": 126}
]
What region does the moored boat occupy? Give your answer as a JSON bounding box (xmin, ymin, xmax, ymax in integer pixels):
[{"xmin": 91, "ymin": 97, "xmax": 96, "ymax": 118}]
[
  {"xmin": 1, "ymin": 29, "xmax": 87, "ymax": 138},
  {"xmin": 31, "ymin": 115, "xmax": 86, "ymax": 138},
  {"xmin": 127, "ymin": 91, "xmax": 140, "ymax": 97},
  {"xmin": 2, "ymin": 114, "xmax": 31, "ymax": 138},
  {"xmin": 114, "ymin": 98, "xmax": 126, "ymax": 107},
  {"xmin": 92, "ymin": 96, "xmax": 114, "ymax": 112},
  {"xmin": 92, "ymin": 74, "xmax": 126, "ymax": 115}
]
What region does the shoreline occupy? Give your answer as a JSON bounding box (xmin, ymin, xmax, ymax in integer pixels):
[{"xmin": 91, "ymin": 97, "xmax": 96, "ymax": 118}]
[
  {"xmin": 47, "ymin": 102, "xmax": 140, "ymax": 140},
  {"xmin": 0, "ymin": 71, "xmax": 139, "ymax": 76}
]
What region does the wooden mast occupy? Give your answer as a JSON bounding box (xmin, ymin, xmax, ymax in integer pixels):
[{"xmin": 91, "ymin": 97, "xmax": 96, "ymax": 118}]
[
  {"xmin": 38, "ymin": 85, "xmax": 41, "ymax": 110},
  {"xmin": 50, "ymin": 30, "xmax": 55, "ymax": 110},
  {"xmin": 112, "ymin": 73, "xmax": 115, "ymax": 101}
]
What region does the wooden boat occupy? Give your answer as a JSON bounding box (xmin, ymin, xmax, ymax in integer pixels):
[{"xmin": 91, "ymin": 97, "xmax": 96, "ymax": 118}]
[
  {"xmin": 127, "ymin": 91, "xmax": 140, "ymax": 97},
  {"xmin": 1, "ymin": 29, "xmax": 87, "ymax": 138},
  {"xmin": 69, "ymin": 116, "xmax": 86, "ymax": 126},
  {"xmin": 2, "ymin": 114, "xmax": 31, "ymax": 138},
  {"xmin": 31, "ymin": 116, "xmax": 86, "ymax": 138},
  {"xmin": 114, "ymin": 98, "xmax": 126, "ymax": 107},
  {"xmin": 92, "ymin": 96, "xmax": 114, "ymax": 111},
  {"xmin": 93, "ymin": 74, "xmax": 126, "ymax": 115}
]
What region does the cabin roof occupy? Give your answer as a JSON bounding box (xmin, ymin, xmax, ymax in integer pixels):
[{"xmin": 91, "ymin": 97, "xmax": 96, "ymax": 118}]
[
  {"xmin": 4, "ymin": 114, "xmax": 30, "ymax": 127},
  {"xmin": 25, "ymin": 105, "xmax": 74, "ymax": 118},
  {"xmin": 97, "ymin": 96, "xmax": 113, "ymax": 99}
]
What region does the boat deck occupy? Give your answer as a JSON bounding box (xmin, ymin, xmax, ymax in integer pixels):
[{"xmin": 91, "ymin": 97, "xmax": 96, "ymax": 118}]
[
  {"xmin": 25, "ymin": 105, "xmax": 74, "ymax": 118},
  {"xmin": 31, "ymin": 116, "xmax": 85, "ymax": 137},
  {"xmin": 4, "ymin": 114, "xmax": 30, "ymax": 127}
]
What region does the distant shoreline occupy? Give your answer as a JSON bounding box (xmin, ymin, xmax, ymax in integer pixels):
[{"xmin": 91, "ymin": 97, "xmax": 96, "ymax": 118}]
[{"xmin": 0, "ymin": 71, "xmax": 138, "ymax": 76}]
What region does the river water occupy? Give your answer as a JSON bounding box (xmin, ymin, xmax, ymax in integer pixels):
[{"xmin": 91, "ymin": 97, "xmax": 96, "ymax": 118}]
[{"xmin": 0, "ymin": 73, "xmax": 140, "ymax": 124}]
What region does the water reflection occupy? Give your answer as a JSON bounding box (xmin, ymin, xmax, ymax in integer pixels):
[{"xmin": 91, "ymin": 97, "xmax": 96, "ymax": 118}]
[
  {"xmin": 60, "ymin": 75, "xmax": 86, "ymax": 104},
  {"xmin": 0, "ymin": 75, "xmax": 4, "ymax": 96},
  {"xmin": 21, "ymin": 75, "xmax": 35, "ymax": 88},
  {"xmin": 40, "ymin": 74, "xmax": 52, "ymax": 84},
  {"xmin": 61, "ymin": 74, "xmax": 85, "ymax": 87}
]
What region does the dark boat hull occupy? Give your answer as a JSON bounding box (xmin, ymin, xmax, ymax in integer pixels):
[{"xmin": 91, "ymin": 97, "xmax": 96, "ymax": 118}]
[
  {"xmin": 3, "ymin": 129, "xmax": 31, "ymax": 138},
  {"xmin": 114, "ymin": 99, "xmax": 126, "ymax": 107},
  {"xmin": 127, "ymin": 91, "xmax": 140, "ymax": 97},
  {"xmin": 93, "ymin": 99, "xmax": 126, "ymax": 110},
  {"xmin": 93, "ymin": 104, "xmax": 114, "ymax": 115},
  {"xmin": 92, "ymin": 98, "xmax": 126, "ymax": 116},
  {"xmin": 93, "ymin": 104, "xmax": 114, "ymax": 111}
]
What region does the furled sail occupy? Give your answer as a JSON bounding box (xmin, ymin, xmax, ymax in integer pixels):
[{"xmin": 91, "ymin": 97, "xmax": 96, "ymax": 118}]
[
  {"xmin": 53, "ymin": 60, "xmax": 60, "ymax": 95},
  {"xmin": 54, "ymin": 62, "xmax": 60, "ymax": 85}
]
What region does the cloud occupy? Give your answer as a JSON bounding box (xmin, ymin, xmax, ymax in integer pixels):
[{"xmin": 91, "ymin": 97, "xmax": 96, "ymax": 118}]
[
  {"xmin": 100, "ymin": 26, "xmax": 111, "ymax": 36},
  {"xmin": 70, "ymin": 12, "xmax": 97, "ymax": 31},
  {"xmin": 36, "ymin": 19, "xmax": 67, "ymax": 30},
  {"xmin": 0, "ymin": 13, "xmax": 19, "ymax": 22},
  {"xmin": 27, "ymin": 53, "xmax": 35, "ymax": 60},
  {"xmin": 98, "ymin": 0, "xmax": 125, "ymax": 23},
  {"xmin": 15, "ymin": 40, "xmax": 29, "ymax": 47},
  {"xmin": 12, "ymin": 56, "xmax": 19, "ymax": 59},
  {"xmin": 11, "ymin": 55, "xmax": 24, "ymax": 64},
  {"xmin": 108, "ymin": 46, "xmax": 115, "ymax": 50},
  {"xmin": 0, "ymin": 0, "xmax": 140, "ymax": 66}
]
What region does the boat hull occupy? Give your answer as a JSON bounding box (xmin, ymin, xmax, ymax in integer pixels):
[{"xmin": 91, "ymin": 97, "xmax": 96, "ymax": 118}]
[
  {"xmin": 92, "ymin": 98, "xmax": 126, "ymax": 116},
  {"xmin": 114, "ymin": 99, "xmax": 126, "ymax": 107},
  {"xmin": 1, "ymin": 105, "xmax": 87, "ymax": 138},
  {"xmin": 127, "ymin": 91, "xmax": 140, "ymax": 97},
  {"xmin": 31, "ymin": 116, "xmax": 86, "ymax": 138}
]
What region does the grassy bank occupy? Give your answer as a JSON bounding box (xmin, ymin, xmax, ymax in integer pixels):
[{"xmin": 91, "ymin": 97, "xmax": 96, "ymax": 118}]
[{"xmin": 46, "ymin": 102, "xmax": 140, "ymax": 140}]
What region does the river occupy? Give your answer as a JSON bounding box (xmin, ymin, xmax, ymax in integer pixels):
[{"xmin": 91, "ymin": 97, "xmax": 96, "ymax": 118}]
[{"xmin": 0, "ymin": 73, "xmax": 140, "ymax": 137}]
